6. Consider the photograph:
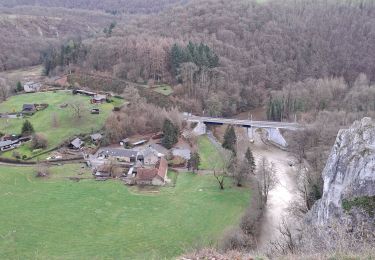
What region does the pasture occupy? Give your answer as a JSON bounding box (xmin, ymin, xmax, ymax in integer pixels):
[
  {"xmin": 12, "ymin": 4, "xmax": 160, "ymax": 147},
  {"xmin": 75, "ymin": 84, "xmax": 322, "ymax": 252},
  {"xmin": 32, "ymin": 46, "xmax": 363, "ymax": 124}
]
[
  {"xmin": 197, "ymin": 135, "xmax": 224, "ymax": 170},
  {"xmin": 0, "ymin": 91, "xmax": 119, "ymax": 158},
  {"xmin": 0, "ymin": 165, "xmax": 250, "ymax": 259}
]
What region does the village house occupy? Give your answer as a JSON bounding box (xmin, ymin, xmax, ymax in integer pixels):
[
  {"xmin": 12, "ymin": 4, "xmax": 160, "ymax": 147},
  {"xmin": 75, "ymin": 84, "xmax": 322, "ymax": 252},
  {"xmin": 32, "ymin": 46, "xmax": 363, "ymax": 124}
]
[
  {"xmin": 136, "ymin": 157, "xmax": 168, "ymax": 186},
  {"xmin": 23, "ymin": 81, "xmax": 41, "ymax": 93},
  {"xmin": 69, "ymin": 138, "xmax": 84, "ymax": 150},
  {"xmin": 98, "ymin": 148, "xmax": 138, "ymax": 163},
  {"xmin": 22, "ymin": 104, "xmax": 36, "ymax": 115}
]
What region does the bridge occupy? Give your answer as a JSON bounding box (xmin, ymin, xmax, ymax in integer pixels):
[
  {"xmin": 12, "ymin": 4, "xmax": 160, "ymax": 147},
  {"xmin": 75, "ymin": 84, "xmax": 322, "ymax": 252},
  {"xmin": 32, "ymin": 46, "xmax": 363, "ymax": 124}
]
[
  {"xmin": 184, "ymin": 114, "xmax": 301, "ymax": 148},
  {"xmin": 185, "ymin": 115, "xmax": 300, "ymax": 130}
]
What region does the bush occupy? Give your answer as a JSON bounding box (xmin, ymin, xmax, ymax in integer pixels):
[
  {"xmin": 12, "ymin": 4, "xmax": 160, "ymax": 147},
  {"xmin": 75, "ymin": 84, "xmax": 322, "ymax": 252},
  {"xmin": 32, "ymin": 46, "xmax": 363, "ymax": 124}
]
[{"xmin": 31, "ymin": 134, "xmax": 48, "ymax": 149}]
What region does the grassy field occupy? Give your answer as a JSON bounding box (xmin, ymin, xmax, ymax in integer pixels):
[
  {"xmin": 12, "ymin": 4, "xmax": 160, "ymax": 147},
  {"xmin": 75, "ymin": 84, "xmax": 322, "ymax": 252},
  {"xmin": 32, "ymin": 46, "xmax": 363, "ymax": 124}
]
[
  {"xmin": 153, "ymin": 85, "xmax": 173, "ymax": 96},
  {"xmin": 0, "ymin": 165, "xmax": 250, "ymax": 259},
  {"xmin": 198, "ymin": 135, "xmax": 224, "ymax": 170},
  {"xmin": 0, "ymin": 91, "xmax": 120, "ymax": 158}
]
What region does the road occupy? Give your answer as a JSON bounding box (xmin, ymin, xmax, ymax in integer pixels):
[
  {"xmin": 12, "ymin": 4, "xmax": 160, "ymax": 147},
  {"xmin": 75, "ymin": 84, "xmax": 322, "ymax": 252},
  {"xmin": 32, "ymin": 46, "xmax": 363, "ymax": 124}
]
[{"xmin": 185, "ymin": 115, "xmax": 300, "ymax": 130}]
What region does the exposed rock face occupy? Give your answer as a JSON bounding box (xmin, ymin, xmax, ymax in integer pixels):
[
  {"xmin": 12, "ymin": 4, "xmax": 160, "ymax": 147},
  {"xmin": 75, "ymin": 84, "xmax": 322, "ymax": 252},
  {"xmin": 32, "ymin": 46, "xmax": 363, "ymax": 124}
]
[{"xmin": 308, "ymin": 117, "xmax": 375, "ymax": 238}]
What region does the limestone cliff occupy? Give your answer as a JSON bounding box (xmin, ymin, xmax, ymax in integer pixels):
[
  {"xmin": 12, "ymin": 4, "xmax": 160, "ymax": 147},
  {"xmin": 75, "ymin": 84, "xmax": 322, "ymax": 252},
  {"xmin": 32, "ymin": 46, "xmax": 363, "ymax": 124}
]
[{"xmin": 308, "ymin": 117, "xmax": 375, "ymax": 239}]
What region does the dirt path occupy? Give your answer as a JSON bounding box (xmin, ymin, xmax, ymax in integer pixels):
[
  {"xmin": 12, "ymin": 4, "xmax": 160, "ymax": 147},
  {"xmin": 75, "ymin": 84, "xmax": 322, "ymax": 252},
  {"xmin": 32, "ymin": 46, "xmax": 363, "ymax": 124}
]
[{"xmin": 236, "ymin": 128, "xmax": 298, "ymax": 251}]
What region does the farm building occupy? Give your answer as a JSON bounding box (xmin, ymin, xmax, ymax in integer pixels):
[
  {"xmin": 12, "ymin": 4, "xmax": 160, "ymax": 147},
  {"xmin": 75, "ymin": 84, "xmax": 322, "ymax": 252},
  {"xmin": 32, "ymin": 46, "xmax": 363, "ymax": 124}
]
[
  {"xmin": 91, "ymin": 108, "xmax": 100, "ymax": 114},
  {"xmin": 73, "ymin": 89, "xmax": 96, "ymax": 97},
  {"xmin": 0, "ymin": 140, "xmax": 19, "ymax": 152},
  {"xmin": 98, "ymin": 148, "xmax": 139, "ymax": 163},
  {"xmin": 69, "ymin": 138, "xmax": 84, "ymax": 150},
  {"xmin": 136, "ymin": 158, "xmax": 168, "ymax": 186},
  {"xmin": 91, "ymin": 94, "xmax": 107, "ymax": 104},
  {"xmin": 22, "ymin": 104, "xmax": 36, "ymax": 115}
]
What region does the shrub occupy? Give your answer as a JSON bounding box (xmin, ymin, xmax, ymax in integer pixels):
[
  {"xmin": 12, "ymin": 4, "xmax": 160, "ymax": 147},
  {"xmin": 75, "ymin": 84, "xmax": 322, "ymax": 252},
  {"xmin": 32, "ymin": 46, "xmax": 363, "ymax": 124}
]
[{"xmin": 31, "ymin": 134, "xmax": 48, "ymax": 149}]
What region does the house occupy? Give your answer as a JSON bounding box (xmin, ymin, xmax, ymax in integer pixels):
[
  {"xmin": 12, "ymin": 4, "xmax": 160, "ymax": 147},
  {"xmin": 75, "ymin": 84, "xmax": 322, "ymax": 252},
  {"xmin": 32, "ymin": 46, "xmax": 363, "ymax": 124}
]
[
  {"xmin": 22, "ymin": 104, "xmax": 36, "ymax": 115},
  {"xmin": 91, "ymin": 108, "xmax": 100, "ymax": 114},
  {"xmin": 136, "ymin": 158, "xmax": 168, "ymax": 186},
  {"xmin": 91, "ymin": 94, "xmax": 107, "ymax": 104},
  {"xmin": 69, "ymin": 138, "xmax": 84, "ymax": 150},
  {"xmin": 24, "ymin": 81, "xmax": 41, "ymax": 93},
  {"xmin": 98, "ymin": 148, "xmax": 139, "ymax": 163},
  {"xmin": 90, "ymin": 133, "xmax": 103, "ymax": 143},
  {"xmin": 138, "ymin": 147, "xmax": 160, "ymax": 165}
]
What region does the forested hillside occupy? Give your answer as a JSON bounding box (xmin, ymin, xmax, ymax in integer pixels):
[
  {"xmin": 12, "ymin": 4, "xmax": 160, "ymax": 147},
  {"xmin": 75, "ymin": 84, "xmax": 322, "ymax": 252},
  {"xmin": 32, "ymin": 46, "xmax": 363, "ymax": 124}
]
[
  {"xmin": 0, "ymin": 0, "xmax": 189, "ymax": 14},
  {"xmin": 65, "ymin": 0, "xmax": 375, "ymax": 117},
  {"xmin": 0, "ymin": 7, "xmax": 121, "ymax": 71}
]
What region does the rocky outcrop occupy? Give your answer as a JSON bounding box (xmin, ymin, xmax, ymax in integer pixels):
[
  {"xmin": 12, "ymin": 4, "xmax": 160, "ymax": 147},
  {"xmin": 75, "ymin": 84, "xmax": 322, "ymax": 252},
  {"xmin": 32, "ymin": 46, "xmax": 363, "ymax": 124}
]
[{"xmin": 307, "ymin": 117, "xmax": 375, "ymax": 239}]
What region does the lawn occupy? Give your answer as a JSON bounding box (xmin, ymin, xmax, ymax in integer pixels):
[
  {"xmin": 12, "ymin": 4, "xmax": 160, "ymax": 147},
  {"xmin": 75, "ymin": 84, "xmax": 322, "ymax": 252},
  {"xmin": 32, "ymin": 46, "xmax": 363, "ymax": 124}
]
[
  {"xmin": 0, "ymin": 165, "xmax": 250, "ymax": 259},
  {"xmin": 153, "ymin": 84, "xmax": 173, "ymax": 96},
  {"xmin": 198, "ymin": 135, "xmax": 224, "ymax": 170},
  {"xmin": 0, "ymin": 91, "xmax": 121, "ymax": 158}
]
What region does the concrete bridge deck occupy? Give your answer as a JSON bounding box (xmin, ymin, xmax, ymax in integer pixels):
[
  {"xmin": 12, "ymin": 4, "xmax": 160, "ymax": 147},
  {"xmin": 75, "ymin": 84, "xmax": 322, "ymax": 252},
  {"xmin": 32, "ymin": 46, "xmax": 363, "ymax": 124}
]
[{"xmin": 185, "ymin": 115, "xmax": 300, "ymax": 130}]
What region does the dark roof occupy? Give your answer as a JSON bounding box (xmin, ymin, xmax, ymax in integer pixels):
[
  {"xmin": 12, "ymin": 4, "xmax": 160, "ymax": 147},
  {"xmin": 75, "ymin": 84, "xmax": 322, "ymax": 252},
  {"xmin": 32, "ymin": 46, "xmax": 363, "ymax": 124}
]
[
  {"xmin": 0, "ymin": 140, "xmax": 15, "ymax": 148},
  {"xmin": 101, "ymin": 148, "xmax": 138, "ymax": 158},
  {"xmin": 22, "ymin": 104, "xmax": 35, "ymax": 111}
]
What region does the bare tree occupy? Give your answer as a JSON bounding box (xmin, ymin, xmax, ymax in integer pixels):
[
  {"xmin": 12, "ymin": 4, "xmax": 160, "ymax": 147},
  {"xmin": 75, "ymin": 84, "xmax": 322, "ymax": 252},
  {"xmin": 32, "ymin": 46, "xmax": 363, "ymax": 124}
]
[
  {"xmin": 69, "ymin": 101, "xmax": 85, "ymax": 120},
  {"xmin": 256, "ymin": 157, "xmax": 277, "ymax": 205},
  {"xmin": 213, "ymin": 169, "xmax": 225, "ymax": 190}
]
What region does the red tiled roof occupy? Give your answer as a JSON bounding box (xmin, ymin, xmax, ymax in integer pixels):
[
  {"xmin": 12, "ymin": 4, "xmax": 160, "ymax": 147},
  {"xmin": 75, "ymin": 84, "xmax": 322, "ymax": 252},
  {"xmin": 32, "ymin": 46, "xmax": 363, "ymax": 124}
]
[
  {"xmin": 136, "ymin": 158, "xmax": 168, "ymax": 182},
  {"xmin": 157, "ymin": 157, "xmax": 168, "ymax": 180},
  {"xmin": 136, "ymin": 168, "xmax": 158, "ymax": 181}
]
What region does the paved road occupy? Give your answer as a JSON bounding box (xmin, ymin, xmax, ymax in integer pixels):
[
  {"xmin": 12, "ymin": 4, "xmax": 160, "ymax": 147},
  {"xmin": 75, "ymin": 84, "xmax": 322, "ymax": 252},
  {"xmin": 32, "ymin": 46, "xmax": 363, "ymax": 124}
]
[{"xmin": 185, "ymin": 115, "xmax": 300, "ymax": 130}]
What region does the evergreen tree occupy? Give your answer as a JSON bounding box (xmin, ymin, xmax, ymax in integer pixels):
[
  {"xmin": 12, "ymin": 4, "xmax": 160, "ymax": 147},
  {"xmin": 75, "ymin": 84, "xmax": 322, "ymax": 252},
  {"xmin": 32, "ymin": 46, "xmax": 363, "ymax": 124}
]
[
  {"xmin": 245, "ymin": 147, "xmax": 256, "ymax": 174},
  {"xmin": 162, "ymin": 119, "xmax": 179, "ymax": 149},
  {"xmin": 222, "ymin": 125, "xmax": 237, "ymax": 153},
  {"xmin": 21, "ymin": 120, "xmax": 35, "ymax": 136},
  {"xmin": 187, "ymin": 152, "xmax": 200, "ymax": 173},
  {"xmin": 16, "ymin": 81, "xmax": 23, "ymax": 92}
]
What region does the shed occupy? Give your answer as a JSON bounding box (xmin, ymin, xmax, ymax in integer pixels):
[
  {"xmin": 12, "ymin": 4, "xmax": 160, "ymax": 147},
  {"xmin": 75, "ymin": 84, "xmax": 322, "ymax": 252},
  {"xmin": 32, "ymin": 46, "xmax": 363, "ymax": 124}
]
[{"xmin": 69, "ymin": 138, "xmax": 84, "ymax": 149}]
